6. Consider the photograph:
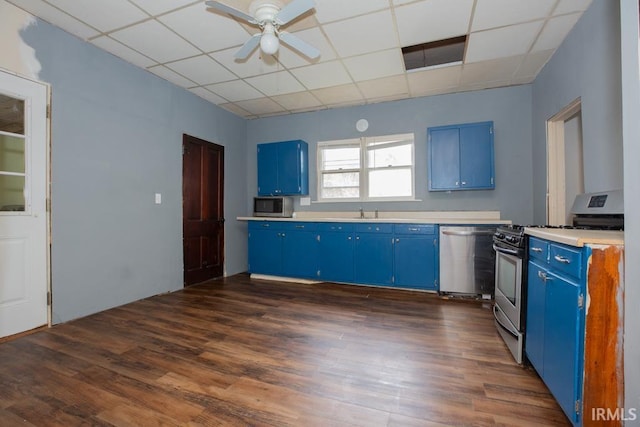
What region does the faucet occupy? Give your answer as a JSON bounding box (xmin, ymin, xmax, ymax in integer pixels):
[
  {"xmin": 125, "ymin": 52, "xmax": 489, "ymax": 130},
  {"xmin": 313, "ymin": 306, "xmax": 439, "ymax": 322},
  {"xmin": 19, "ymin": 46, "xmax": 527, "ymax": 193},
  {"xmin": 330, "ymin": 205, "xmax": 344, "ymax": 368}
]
[{"xmin": 359, "ymin": 207, "xmax": 364, "ymax": 219}]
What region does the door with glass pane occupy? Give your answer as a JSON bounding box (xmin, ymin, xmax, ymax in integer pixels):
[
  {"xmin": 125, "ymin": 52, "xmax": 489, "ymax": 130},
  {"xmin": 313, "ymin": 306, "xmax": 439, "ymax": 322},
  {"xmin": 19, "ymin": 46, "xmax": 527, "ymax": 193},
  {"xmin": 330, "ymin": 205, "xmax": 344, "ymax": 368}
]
[{"xmin": 0, "ymin": 71, "xmax": 49, "ymax": 338}]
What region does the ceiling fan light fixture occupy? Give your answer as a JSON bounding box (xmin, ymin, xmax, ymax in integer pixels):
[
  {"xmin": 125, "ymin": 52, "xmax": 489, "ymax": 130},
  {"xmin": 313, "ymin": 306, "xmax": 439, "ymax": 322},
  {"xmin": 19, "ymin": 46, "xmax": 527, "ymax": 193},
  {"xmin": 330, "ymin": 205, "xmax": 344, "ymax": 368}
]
[{"xmin": 260, "ymin": 23, "xmax": 280, "ymax": 55}]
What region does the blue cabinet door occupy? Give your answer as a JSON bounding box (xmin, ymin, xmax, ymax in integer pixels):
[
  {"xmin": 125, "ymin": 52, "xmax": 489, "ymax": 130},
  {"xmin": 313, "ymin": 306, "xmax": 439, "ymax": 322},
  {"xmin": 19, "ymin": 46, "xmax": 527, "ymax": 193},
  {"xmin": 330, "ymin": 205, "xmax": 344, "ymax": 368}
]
[
  {"xmin": 354, "ymin": 233, "xmax": 393, "ymax": 286},
  {"xmin": 543, "ymin": 272, "xmax": 582, "ymax": 424},
  {"xmin": 459, "ymin": 123, "xmax": 494, "ymax": 189},
  {"xmin": 257, "ymin": 143, "xmax": 279, "ymax": 196},
  {"xmin": 428, "ymin": 121, "xmax": 494, "ymax": 191},
  {"xmin": 394, "ymin": 236, "xmax": 437, "ymax": 290},
  {"xmin": 318, "ymin": 231, "xmax": 355, "ymax": 283},
  {"xmin": 248, "ymin": 223, "xmax": 282, "ymax": 275},
  {"xmin": 526, "ymin": 260, "xmax": 547, "ymax": 373},
  {"xmin": 257, "ymin": 140, "xmax": 309, "ymax": 196},
  {"xmin": 282, "ymin": 227, "xmax": 318, "ymax": 279},
  {"xmin": 429, "ymin": 127, "xmax": 460, "ymax": 190}
]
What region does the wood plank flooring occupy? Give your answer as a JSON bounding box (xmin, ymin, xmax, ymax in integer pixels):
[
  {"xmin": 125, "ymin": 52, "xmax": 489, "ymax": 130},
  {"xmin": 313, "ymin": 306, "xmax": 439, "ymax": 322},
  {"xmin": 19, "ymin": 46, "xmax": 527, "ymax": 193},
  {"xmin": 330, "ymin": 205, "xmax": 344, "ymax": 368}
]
[{"xmin": 0, "ymin": 274, "xmax": 570, "ymax": 426}]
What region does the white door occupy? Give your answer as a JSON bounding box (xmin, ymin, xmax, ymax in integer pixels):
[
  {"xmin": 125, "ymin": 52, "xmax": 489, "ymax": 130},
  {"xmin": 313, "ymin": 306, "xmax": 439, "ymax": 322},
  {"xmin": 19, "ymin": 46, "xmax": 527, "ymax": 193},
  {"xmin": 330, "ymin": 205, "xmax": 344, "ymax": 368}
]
[{"xmin": 0, "ymin": 70, "xmax": 49, "ymax": 338}]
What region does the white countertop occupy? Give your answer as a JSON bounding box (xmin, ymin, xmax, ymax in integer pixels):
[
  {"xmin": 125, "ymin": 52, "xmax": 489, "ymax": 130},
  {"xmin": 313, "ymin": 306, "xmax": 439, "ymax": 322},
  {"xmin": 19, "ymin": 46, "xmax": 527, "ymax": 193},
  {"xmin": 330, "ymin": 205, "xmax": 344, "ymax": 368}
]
[
  {"xmin": 525, "ymin": 227, "xmax": 624, "ymax": 247},
  {"xmin": 237, "ymin": 211, "xmax": 511, "ymax": 225}
]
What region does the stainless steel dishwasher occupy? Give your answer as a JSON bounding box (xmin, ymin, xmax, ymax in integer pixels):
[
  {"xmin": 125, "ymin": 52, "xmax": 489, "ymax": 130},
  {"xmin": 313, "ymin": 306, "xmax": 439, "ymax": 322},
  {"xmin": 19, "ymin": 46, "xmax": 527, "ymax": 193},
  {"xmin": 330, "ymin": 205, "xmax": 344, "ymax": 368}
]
[{"xmin": 439, "ymin": 226, "xmax": 497, "ymax": 297}]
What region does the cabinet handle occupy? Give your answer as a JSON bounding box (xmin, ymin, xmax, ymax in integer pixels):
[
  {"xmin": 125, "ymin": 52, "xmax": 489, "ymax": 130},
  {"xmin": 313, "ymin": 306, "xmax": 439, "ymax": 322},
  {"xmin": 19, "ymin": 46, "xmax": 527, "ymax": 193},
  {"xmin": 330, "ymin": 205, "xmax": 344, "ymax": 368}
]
[
  {"xmin": 347, "ymin": 236, "xmax": 352, "ymax": 240},
  {"xmin": 455, "ymin": 181, "xmax": 459, "ymax": 186},
  {"xmin": 537, "ymin": 270, "xmax": 548, "ymax": 282},
  {"xmin": 554, "ymin": 255, "xmax": 571, "ymax": 264},
  {"xmin": 295, "ymin": 225, "xmax": 305, "ymax": 229},
  {"xmin": 281, "ymin": 233, "xmax": 286, "ymax": 237},
  {"xmin": 408, "ymin": 227, "xmax": 419, "ymax": 231},
  {"xmin": 262, "ymin": 223, "xmax": 270, "ymax": 228},
  {"xmin": 461, "ymin": 181, "xmax": 467, "ymax": 185},
  {"xmin": 356, "ymin": 236, "xmax": 360, "ymax": 240},
  {"xmin": 531, "ymin": 247, "xmax": 543, "ymax": 253}
]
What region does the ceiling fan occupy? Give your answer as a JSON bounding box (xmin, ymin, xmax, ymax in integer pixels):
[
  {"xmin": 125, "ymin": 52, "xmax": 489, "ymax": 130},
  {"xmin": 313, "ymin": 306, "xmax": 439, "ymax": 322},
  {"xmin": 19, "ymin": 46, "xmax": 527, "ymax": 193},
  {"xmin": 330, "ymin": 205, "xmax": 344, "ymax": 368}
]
[{"xmin": 205, "ymin": 0, "xmax": 321, "ymax": 60}]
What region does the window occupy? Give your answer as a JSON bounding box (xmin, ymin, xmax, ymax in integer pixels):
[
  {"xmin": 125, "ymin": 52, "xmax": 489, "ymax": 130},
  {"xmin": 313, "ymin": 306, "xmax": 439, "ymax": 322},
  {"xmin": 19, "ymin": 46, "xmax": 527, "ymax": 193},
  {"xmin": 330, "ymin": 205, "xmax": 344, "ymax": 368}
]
[{"xmin": 317, "ymin": 133, "xmax": 415, "ymax": 201}]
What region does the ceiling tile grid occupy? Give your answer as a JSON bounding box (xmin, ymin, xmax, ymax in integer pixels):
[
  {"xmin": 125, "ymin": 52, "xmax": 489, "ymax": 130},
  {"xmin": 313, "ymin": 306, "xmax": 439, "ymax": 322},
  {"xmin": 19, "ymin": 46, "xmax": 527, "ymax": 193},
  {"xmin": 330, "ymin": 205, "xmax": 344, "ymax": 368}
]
[{"xmin": 6, "ymin": 0, "xmax": 593, "ymax": 119}]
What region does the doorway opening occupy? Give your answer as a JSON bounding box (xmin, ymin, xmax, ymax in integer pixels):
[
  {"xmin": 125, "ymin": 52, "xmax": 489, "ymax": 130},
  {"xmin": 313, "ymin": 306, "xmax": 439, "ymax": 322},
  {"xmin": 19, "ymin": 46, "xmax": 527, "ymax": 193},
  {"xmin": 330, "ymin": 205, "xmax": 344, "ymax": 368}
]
[
  {"xmin": 182, "ymin": 134, "xmax": 225, "ymax": 286},
  {"xmin": 546, "ymin": 98, "xmax": 584, "ymax": 225}
]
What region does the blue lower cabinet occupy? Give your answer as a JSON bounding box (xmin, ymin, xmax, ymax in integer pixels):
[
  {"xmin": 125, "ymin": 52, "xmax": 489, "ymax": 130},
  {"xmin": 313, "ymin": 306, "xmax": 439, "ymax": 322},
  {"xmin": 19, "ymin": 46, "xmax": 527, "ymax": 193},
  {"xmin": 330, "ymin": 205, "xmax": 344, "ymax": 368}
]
[
  {"xmin": 354, "ymin": 224, "xmax": 394, "ymax": 286},
  {"xmin": 525, "ymin": 260, "xmax": 547, "ymax": 373},
  {"xmin": 248, "ymin": 222, "xmax": 283, "ymax": 275},
  {"xmin": 393, "ymin": 226, "xmax": 438, "ymax": 290},
  {"xmin": 317, "ymin": 224, "xmax": 354, "ymax": 283},
  {"xmin": 281, "ymin": 223, "xmax": 318, "ymax": 279}
]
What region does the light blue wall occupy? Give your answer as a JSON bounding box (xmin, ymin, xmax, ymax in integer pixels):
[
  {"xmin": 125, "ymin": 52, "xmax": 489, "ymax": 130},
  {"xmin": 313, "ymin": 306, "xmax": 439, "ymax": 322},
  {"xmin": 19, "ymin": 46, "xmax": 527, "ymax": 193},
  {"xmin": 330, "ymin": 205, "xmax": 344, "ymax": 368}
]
[
  {"xmin": 22, "ymin": 20, "xmax": 248, "ymax": 323},
  {"xmin": 621, "ymin": 0, "xmax": 640, "ymax": 417},
  {"xmin": 531, "ymin": 0, "xmax": 623, "ymax": 224},
  {"xmin": 247, "ymin": 85, "xmax": 534, "ymax": 224}
]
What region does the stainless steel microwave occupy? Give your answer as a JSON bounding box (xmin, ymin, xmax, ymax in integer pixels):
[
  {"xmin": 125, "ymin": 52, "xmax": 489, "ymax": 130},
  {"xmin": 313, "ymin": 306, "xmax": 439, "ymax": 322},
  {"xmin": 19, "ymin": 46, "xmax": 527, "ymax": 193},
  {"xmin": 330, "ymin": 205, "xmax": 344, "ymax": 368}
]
[{"xmin": 253, "ymin": 196, "xmax": 294, "ymax": 217}]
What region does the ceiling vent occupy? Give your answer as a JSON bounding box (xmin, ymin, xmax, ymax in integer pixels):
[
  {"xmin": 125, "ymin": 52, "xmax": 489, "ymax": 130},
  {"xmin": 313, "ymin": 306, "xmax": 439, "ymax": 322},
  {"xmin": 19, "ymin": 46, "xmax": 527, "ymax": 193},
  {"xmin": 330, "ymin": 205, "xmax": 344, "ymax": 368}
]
[{"xmin": 402, "ymin": 35, "xmax": 467, "ymax": 71}]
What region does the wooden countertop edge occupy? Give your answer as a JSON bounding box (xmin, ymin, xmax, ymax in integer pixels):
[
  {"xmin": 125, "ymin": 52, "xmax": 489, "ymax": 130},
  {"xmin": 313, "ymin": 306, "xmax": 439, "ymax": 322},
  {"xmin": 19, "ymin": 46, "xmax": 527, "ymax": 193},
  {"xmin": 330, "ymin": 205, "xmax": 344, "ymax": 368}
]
[{"xmin": 524, "ymin": 227, "xmax": 624, "ymax": 247}]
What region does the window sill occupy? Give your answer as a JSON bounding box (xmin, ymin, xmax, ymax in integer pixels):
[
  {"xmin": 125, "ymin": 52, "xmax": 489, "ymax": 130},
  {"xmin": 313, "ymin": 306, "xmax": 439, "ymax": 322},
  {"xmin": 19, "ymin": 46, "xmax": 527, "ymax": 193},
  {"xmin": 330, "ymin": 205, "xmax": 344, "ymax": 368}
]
[{"xmin": 312, "ymin": 197, "xmax": 422, "ymax": 204}]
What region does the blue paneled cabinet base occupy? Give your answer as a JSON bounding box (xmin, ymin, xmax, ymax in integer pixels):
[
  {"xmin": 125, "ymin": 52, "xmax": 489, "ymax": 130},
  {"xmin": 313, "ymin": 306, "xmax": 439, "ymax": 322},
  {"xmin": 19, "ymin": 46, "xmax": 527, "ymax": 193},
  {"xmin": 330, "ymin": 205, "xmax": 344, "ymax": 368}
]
[{"xmin": 248, "ymin": 221, "xmax": 438, "ymax": 291}]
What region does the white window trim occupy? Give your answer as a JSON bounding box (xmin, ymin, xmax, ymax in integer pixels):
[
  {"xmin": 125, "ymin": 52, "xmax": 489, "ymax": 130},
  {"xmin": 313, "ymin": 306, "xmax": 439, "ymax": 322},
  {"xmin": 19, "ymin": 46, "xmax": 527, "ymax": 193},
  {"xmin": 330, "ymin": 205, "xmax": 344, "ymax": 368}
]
[{"xmin": 316, "ymin": 133, "xmax": 416, "ymax": 202}]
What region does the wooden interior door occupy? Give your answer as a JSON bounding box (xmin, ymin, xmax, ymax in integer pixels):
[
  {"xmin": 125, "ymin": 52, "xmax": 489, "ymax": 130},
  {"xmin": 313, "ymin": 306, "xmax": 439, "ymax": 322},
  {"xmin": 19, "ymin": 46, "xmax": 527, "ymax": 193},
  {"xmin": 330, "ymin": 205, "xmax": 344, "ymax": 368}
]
[{"xmin": 182, "ymin": 134, "xmax": 224, "ymax": 286}]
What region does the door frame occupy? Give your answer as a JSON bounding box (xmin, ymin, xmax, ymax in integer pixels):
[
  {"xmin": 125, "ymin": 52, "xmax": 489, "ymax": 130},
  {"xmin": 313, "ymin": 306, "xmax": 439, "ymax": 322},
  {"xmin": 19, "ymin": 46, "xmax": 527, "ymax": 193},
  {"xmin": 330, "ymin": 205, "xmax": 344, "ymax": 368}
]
[
  {"xmin": 0, "ymin": 69, "xmax": 52, "ymax": 335},
  {"xmin": 546, "ymin": 97, "xmax": 581, "ymax": 225}
]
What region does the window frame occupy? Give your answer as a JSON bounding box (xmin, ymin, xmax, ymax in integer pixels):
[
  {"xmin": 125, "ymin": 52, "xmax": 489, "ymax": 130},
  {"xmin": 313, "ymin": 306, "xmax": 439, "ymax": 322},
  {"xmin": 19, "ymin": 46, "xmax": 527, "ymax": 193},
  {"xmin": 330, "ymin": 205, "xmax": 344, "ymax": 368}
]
[{"xmin": 316, "ymin": 133, "xmax": 416, "ymax": 202}]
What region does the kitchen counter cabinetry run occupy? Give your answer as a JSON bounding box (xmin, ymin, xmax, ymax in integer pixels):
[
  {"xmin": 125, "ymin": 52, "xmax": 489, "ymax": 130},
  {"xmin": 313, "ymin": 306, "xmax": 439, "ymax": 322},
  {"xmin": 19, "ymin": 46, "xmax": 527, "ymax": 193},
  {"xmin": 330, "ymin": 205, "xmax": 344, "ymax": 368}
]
[
  {"xmin": 525, "ymin": 235, "xmax": 624, "ymax": 427},
  {"xmin": 248, "ymin": 221, "xmax": 438, "ymax": 291}
]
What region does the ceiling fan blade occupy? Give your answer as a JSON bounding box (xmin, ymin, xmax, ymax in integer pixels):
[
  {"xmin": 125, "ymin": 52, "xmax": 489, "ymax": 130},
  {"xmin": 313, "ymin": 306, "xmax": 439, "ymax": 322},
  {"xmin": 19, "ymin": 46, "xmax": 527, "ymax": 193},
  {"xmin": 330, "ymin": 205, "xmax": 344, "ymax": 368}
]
[
  {"xmin": 274, "ymin": 0, "xmax": 315, "ymax": 25},
  {"xmin": 205, "ymin": 1, "xmax": 257, "ymax": 24},
  {"xmin": 279, "ymin": 31, "xmax": 320, "ymax": 59},
  {"xmin": 234, "ymin": 34, "xmax": 261, "ymax": 59}
]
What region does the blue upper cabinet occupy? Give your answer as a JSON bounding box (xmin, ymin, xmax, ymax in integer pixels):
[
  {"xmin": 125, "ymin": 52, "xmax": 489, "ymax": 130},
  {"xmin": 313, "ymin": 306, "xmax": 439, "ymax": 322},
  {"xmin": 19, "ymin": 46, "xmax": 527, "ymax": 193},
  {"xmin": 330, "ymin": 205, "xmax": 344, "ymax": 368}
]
[
  {"xmin": 428, "ymin": 121, "xmax": 495, "ymax": 191},
  {"xmin": 257, "ymin": 140, "xmax": 309, "ymax": 196}
]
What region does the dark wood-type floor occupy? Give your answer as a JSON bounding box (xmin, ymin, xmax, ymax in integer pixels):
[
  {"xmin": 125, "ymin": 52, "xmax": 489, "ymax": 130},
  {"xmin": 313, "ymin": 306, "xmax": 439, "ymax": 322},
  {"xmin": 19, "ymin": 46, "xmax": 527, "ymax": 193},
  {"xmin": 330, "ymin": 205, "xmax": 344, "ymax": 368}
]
[{"xmin": 0, "ymin": 274, "xmax": 571, "ymax": 426}]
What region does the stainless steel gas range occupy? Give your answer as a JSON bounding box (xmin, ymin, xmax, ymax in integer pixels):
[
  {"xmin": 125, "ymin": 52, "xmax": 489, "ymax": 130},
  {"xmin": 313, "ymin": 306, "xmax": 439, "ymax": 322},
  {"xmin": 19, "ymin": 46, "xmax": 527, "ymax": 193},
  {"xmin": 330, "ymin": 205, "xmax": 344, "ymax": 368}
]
[{"xmin": 493, "ymin": 190, "xmax": 624, "ymax": 364}]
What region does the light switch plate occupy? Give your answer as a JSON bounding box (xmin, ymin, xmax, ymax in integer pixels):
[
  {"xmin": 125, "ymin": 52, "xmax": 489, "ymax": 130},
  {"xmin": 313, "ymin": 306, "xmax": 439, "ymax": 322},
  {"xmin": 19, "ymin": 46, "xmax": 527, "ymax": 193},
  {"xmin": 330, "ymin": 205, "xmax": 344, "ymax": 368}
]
[
  {"xmin": 300, "ymin": 197, "xmax": 311, "ymax": 206},
  {"xmin": 155, "ymin": 193, "xmax": 162, "ymax": 204}
]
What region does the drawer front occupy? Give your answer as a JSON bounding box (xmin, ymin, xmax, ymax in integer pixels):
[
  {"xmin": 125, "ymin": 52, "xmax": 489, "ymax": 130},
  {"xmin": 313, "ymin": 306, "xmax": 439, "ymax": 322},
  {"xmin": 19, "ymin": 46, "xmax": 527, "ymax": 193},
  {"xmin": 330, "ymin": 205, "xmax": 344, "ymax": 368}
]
[
  {"xmin": 355, "ymin": 223, "xmax": 393, "ymax": 234},
  {"xmin": 549, "ymin": 243, "xmax": 582, "ymax": 280},
  {"xmin": 248, "ymin": 221, "xmax": 283, "ymax": 230},
  {"xmin": 280, "ymin": 222, "xmax": 318, "ymax": 232},
  {"xmin": 394, "ymin": 224, "xmax": 436, "ymax": 235},
  {"xmin": 316, "ymin": 223, "xmax": 355, "ymax": 232},
  {"xmin": 528, "ymin": 237, "xmax": 548, "ymax": 261}
]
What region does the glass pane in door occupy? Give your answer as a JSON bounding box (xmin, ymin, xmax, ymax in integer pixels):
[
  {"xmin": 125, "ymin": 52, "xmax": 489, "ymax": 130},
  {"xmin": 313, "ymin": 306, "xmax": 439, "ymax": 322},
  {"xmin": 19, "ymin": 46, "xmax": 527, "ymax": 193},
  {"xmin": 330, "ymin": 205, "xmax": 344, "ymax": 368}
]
[
  {"xmin": 0, "ymin": 174, "xmax": 25, "ymax": 211},
  {"xmin": 0, "ymin": 94, "xmax": 25, "ymax": 135},
  {"xmin": 0, "ymin": 134, "xmax": 25, "ymax": 173}
]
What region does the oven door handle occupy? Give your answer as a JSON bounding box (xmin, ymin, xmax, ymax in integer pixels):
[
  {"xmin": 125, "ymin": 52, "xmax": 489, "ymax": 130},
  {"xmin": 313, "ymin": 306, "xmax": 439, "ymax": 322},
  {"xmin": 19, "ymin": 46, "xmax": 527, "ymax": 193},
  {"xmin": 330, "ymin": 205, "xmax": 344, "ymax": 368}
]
[{"xmin": 492, "ymin": 243, "xmax": 520, "ymax": 256}]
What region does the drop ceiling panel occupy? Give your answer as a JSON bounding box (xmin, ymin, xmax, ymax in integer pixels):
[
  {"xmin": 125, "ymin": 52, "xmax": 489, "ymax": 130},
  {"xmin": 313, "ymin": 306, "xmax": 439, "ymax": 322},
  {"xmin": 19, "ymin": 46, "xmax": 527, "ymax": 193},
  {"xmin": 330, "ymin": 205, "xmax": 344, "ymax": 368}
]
[
  {"xmin": 46, "ymin": 0, "xmax": 149, "ymax": 32},
  {"xmin": 7, "ymin": 0, "xmax": 99, "ymax": 39},
  {"xmin": 515, "ymin": 50, "xmax": 554, "ymax": 79},
  {"xmin": 91, "ymin": 36, "xmax": 156, "ymax": 69},
  {"xmin": 129, "ymin": 0, "xmax": 198, "ymax": 16},
  {"xmin": 460, "ymin": 56, "xmax": 523, "ymax": 85},
  {"xmin": 395, "ymin": 0, "xmax": 474, "ymax": 47},
  {"xmin": 313, "ymin": 0, "xmax": 389, "ymax": 24},
  {"xmin": 554, "ymin": 0, "xmax": 593, "ymax": 14},
  {"xmin": 532, "ymin": 13, "xmax": 581, "ymax": 52},
  {"xmin": 210, "ymin": 47, "xmax": 280, "ymax": 78},
  {"xmin": 312, "ymin": 84, "xmax": 364, "ymax": 107},
  {"xmin": 322, "ymin": 10, "xmax": 397, "ymax": 57},
  {"xmin": 189, "ymin": 87, "xmax": 227, "ymax": 104},
  {"xmin": 234, "ymin": 98, "xmax": 287, "ymax": 116},
  {"xmin": 205, "ymin": 79, "xmax": 264, "ymax": 102},
  {"xmin": 290, "ymin": 61, "xmax": 352, "ymax": 90},
  {"xmin": 166, "ymin": 55, "xmax": 235, "ymax": 85},
  {"xmin": 148, "ymin": 65, "xmax": 196, "ymax": 87},
  {"xmin": 245, "ymin": 71, "xmax": 306, "ymax": 96},
  {"xmin": 343, "ymin": 49, "xmax": 405, "ymax": 82},
  {"xmin": 219, "ymin": 102, "xmax": 252, "ymax": 117},
  {"xmin": 357, "ymin": 75, "xmax": 409, "ymax": 101},
  {"xmin": 471, "ymin": 0, "xmax": 556, "ymax": 32},
  {"xmin": 270, "ymin": 91, "xmax": 323, "ymax": 111},
  {"xmin": 110, "ymin": 20, "xmax": 201, "ymax": 63},
  {"xmin": 158, "ymin": 3, "xmax": 251, "ymax": 53},
  {"xmin": 465, "ymin": 21, "xmax": 544, "ymax": 63},
  {"xmin": 407, "ymin": 66, "xmax": 462, "ymax": 96}
]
